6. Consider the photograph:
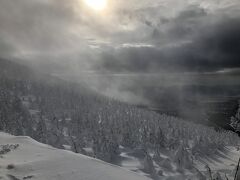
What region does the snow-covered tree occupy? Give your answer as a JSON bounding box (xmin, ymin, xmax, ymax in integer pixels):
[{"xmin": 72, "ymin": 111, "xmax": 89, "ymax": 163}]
[
  {"xmin": 35, "ymin": 116, "xmax": 47, "ymax": 144},
  {"xmin": 142, "ymin": 152, "xmax": 157, "ymax": 177},
  {"xmin": 174, "ymin": 144, "xmax": 193, "ymax": 170},
  {"xmin": 230, "ymin": 100, "xmax": 240, "ymax": 132}
]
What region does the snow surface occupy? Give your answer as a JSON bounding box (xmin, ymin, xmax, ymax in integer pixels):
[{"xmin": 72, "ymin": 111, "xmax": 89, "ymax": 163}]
[
  {"xmin": 117, "ymin": 146, "xmax": 240, "ymax": 179},
  {"xmin": 0, "ymin": 132, "xmax": 150, "ymax": 180},
  {"xmin": 1, "ymin": 132, "xmax": 240, "ymax": 180}
]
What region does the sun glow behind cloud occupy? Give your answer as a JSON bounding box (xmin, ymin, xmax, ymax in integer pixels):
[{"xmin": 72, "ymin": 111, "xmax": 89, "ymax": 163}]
[{"xmin": 84, "ymin": 0, "xmax": 107, "ymax": 11}]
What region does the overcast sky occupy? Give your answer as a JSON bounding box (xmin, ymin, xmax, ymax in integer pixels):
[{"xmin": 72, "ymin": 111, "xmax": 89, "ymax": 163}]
[{"xmin": 0, "ymin": 0, "xmax": 240, "ymax": 74}]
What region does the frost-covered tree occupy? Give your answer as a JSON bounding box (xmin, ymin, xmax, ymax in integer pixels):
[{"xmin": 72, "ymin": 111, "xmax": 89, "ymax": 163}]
[
  {"xmin": 230, "ymin": 100, "xmax": 240, "ymax": 132},
  {"xmin": 34, "ymin": 116, "xmax": 47, "ymax": 144},
  {"xmin": 212, "ymin": 172, "xmax": 223, "ymax": 180},
  {"xmin": 92, "ymin": 126, "xmax": 120, "ymax": 163},
  {"xmin": 142, "ymin": 152, "xmax": 157, "ymax": 177},
  {"xmin": 174, "ymin": 144, "xmax": 193, "ymax": 170},
  {"xmin": 47, "ymin": 117, "xmax": 65, "ymax": 149}
]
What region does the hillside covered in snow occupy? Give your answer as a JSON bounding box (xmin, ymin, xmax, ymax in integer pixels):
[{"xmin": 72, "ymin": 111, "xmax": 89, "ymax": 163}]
[
  {"xmin": 0, "ymin": 132, "xmax": 150, "ymax": 180},
  {"xmin": 1, "ymin": 133, "xmax": 240, "ymax": 180},
  {"xmin": 1, "ymin": 59, "xmax": 240, "ymax": 180}
]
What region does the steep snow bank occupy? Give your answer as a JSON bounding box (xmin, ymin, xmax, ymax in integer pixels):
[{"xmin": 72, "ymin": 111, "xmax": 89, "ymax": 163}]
[{"xmin": 0, "ymin": 132, "xmax": 150, "ymax": 180}]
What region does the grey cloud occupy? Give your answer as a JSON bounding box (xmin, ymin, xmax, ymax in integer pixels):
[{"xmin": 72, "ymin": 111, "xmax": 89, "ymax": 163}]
[
  {"xmin": 0, "ymin": 0, "xmax": 240, "ymax": 75},
  {"xmin": 0, "ymin": 0, "xmax": 74, "ymax": 54},
  {"xmin": 95, "ymin": 5, "xmax": 240, "ymax": 73},
  {"xmin": 0, "ymin": 37, "xmax": 15, "ymax": 58}
]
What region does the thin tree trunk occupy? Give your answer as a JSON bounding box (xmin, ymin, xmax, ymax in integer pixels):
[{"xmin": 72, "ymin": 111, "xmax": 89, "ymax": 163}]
[{"xmin": 234, "ymin": 157, "xmax": 240, "ymax": 180}]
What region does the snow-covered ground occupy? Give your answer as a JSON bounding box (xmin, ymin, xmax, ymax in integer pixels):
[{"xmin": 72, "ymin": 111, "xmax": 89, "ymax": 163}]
[
  {"xmin": 0, "ymin": 132, "xmax": 150, "ymax": 180},
  {"xmin": 0, "ymin": 132, "xmax": 240, "ymax": 180},
  {"xmin": 117, "ymin": 146, "xmax": 240, "ymax": 179}
]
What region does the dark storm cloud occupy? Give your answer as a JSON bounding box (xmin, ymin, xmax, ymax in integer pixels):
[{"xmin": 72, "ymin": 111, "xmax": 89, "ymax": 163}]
[
  {"xmin": 96, "ymin": 7, "xmax": 240, "ymax": 73},
  {"xmin": 183, "ymin": 17, "xmax": 240, "ymax": 71}
]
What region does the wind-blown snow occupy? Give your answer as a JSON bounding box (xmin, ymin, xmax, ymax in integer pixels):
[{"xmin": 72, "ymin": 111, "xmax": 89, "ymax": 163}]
[{"xmin": 0, "ymin": 132, "xmax": 150, "ymax": 180}]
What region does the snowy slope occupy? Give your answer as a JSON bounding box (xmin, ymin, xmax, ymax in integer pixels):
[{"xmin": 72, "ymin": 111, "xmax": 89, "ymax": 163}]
[
  {"xmin": 117, "ymin": 146, "xmax": 240, "ymax": 179},
  {"xmin": 1, "ymin": 132, "xmax": 240, "ymax": 180},
  {"xmin": 0, "ymin": 133, "xmax": 150, "ymax": 180}
]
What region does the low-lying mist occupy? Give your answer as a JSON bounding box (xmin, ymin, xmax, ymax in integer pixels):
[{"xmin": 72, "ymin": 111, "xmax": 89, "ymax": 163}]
[{"xmin": 55, "ymin": 70, "xmax": 240, "ymax": 129}]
